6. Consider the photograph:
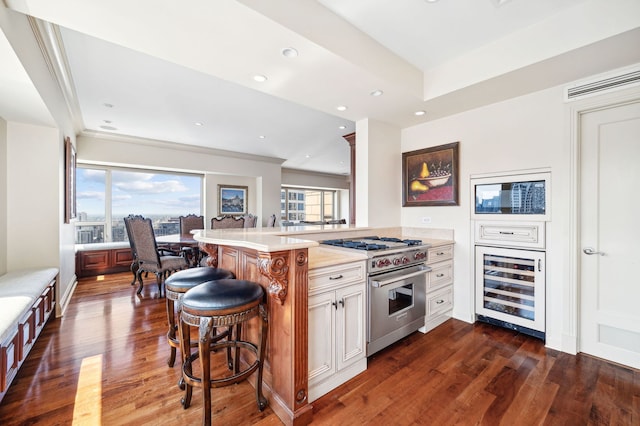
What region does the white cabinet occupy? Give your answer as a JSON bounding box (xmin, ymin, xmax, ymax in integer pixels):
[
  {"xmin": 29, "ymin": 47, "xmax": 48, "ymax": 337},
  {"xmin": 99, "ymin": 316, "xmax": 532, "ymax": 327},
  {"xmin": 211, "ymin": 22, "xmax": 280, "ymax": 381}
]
[
  {"xmin": 308, "ymin": 260, "xmax": 367, "ymax": 402},
  {"xmin": 420, "ymin": 244, "xmax": 454, "ymax": 333}
]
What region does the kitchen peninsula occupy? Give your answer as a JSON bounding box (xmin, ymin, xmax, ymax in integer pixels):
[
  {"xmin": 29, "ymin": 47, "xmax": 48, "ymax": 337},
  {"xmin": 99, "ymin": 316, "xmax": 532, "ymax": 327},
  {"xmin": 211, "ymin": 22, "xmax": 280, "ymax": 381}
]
[{"xmin": 193, "ymin": 225, "xmax": 453, "ymax": 426}]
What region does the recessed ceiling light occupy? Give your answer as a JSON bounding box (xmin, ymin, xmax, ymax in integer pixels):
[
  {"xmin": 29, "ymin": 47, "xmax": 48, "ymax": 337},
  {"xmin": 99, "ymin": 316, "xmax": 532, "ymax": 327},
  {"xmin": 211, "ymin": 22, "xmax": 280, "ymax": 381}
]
[
  {"xmin": 414, "ymin": 110, "xmax": 426, "ymax": 116},
  {"xmin": 282, "ymin": 47, "xmax": 298, "ymax": 58},
  {"xmin": 336, "ymin": 105, "xmax": 348, "ymax": 111},
  {"xmin": 103, "ymin": 103, "xmax": 114, "ymax": 108},
  {"xmin": 99, "ymin": 125, "xmax": 118, "ymax": 131},
  {"xmin": 305, "ymin": 154, "xmax": 311, "ymax": 158},
  {"xmin": 258, "ymin": 135, "xmax": 265, "ymax": 139},
  {"xmin": 424, "ymin": 0, "xmax": 439, "ymax": 3},
  {"xmin": 103, "ymin": 120, "xmax": 112, "ymax": 124},
  {"xmin": 338, "ymin": 125, "xmax": 346, "ymax": 130},
  {"xmin": 370, "ymin": 89, "xmax": 384, "ymax": 97},
  {"xmin": 253, "ymin": 74, "xmax": 268, "ymax": 82},
  {"xmin": 194, "ymin": 122, "xmax": 203, "ymax": 126}
]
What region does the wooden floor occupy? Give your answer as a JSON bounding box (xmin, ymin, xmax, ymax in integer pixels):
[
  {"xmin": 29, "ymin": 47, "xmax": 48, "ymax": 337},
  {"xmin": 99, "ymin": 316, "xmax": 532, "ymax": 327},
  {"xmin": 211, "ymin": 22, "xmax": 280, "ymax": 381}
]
[{"xmin": 0, "ymin": 272, "xmax": 638, "ymax": 425}]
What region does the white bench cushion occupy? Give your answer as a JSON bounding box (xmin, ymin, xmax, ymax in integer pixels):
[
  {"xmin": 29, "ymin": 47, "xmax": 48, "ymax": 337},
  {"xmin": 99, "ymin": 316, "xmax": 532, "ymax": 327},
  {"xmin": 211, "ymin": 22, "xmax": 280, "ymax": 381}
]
[
  {"xmin": 0, "ymin": 268, "xmax": 58, "ymax": 343},
  {"xmin": 75, "ymin": 242, "xmax": 131, "ymax": 252}
]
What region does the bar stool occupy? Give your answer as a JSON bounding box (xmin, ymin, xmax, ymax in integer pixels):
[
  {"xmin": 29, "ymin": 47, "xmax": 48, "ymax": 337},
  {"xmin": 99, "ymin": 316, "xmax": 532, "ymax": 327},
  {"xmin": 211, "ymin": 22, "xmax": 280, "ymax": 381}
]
[
  {"xmin": 179, "ymin": 279, "xmax": 268, "ymax": 426},
  {"xmin": 165, "ymin": 267, "xmax": 236, "ymax": 369}
]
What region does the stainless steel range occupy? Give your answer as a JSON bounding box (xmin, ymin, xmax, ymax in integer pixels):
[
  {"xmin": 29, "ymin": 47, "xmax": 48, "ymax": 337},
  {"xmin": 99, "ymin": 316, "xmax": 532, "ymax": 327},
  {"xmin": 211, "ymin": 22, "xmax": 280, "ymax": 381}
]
[{"xmin": 321, "ymin": 236, "xmax": 431, "ymax": 356}]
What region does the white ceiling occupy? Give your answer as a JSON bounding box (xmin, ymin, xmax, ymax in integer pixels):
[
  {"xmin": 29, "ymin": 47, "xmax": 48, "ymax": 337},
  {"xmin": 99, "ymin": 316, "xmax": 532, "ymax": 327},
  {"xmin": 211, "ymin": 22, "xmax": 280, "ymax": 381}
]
[{"xmin": 1, "ymin": 0, "xmax": 639, "ymax": 175}]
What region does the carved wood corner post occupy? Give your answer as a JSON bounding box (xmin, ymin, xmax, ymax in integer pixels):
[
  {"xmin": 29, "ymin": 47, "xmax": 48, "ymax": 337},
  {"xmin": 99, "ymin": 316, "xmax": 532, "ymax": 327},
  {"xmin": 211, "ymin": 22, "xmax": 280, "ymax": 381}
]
[
  {"xmin": 258, "ymin": 249, "xmax": 313, "ymax": 425},
  {"xmin": 198, "ymin": 242, "xmax": 219, "ymax": 267}
]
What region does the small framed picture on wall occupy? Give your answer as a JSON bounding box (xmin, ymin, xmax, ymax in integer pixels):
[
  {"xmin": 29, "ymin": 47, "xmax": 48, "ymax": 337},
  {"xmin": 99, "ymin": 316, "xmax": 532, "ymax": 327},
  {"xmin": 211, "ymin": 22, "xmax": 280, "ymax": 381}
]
[{"xmin": 218, "ymin": 185, "xmax": 248, "ymax": 215}]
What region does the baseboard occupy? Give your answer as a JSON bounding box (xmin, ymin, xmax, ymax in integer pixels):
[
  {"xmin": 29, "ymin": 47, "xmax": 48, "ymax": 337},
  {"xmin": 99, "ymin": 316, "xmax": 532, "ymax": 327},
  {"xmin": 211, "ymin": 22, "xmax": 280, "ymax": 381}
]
[
  {"xmin": 57, "ymin": 273, "xmax": 78, "ymax": 317},
  {"xmin": 561, "ymin": 333, "xmax": 578, "ymax": 354}
]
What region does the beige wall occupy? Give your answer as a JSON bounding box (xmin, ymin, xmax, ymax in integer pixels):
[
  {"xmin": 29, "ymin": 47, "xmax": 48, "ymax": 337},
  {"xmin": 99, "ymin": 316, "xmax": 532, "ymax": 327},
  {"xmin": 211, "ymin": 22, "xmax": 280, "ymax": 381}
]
[
  {"xmin": 5, "ymin": 122, "xmax": 62, "ymax": 267},
  {"xmin": 78, "ymin": 134, "xmax": 285, "ymax": 228},
  {"xmin": 281, "ymin": 167, "xmax": 350, "ymax": 223},
  {"xmin": 0, "ymin": 120, "xmax": 75, "ymax": 315},
  {"xmin": 281, "ymin": 168, "xmax": 349, "ymax": 190},
  {"xmin": 0, "ymin": 118, "xmax": 7, "ymax": 274},
  {"xmin": 355, "ymin": 118, "xmax": 402, "ymax": 227}
]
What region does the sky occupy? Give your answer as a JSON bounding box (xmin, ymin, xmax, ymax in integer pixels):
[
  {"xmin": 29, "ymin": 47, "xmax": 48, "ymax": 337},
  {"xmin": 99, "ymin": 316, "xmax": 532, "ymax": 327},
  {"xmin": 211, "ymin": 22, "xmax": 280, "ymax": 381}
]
[{"xmin": 76, "ymin": 167, "xmax": 201, "ymax": 218}]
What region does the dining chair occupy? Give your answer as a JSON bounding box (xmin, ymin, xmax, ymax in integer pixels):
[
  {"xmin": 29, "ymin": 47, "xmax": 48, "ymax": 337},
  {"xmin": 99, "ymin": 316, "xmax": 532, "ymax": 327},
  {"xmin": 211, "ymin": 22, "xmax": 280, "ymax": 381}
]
[
  {"xmin": 243, "ymin": 214, "xmax": 258, "ymax": 228},
  {"xmin": 179, "ymin": 214, "xmax": 204, "ymax": 267},
  {"xmin": 211, "ymin": 215, "xmax": 245, "ymax": 229},
  {"xmin": 124, "ymin": 215, "xmax": 188, "ymax": 295}
]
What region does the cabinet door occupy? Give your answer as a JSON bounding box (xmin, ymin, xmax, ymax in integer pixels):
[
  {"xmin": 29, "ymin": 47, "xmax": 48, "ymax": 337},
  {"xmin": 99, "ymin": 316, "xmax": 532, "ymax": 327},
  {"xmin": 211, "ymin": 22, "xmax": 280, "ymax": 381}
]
[
  {"xmin": 308, "ymin": 292, "xmax": 336, "ymax": 385},
  {"xmin": 336, "ymin": 283, "xmax": 366, "ymax": 372}
]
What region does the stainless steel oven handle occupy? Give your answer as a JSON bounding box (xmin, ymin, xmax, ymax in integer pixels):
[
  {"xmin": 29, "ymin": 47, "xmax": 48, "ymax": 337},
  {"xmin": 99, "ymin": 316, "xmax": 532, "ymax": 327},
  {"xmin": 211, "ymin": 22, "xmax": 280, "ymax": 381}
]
[{"xmin": 371, "ymin": 266, "xmax": 431, "ymax": 288}]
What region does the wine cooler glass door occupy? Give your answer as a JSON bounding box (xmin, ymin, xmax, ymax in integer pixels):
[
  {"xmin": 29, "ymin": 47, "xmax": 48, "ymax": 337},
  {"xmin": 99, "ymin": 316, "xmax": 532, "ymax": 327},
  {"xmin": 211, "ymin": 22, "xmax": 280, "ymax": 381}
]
[{"xmin": 475, "ymin": 245, "xmax": 545, "ymax": 333}]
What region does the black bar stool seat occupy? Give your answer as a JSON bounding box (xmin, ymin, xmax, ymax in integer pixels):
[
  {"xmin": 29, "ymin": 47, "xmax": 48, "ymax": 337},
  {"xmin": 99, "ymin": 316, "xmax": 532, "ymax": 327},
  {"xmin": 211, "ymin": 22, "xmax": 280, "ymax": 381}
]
[
  {"xmin": 179, "ymin": 279, "xmax": 268, "ymax": 426},
  {"xmin": 165, "ymin": 267, "xmax": 235, "ymax": 368}
]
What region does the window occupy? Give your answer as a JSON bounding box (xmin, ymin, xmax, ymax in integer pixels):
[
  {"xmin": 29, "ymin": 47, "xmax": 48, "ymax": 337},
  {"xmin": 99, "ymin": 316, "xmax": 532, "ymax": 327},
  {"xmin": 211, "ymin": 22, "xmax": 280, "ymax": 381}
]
[
  {"xmin": 280, "ymin": 187, "xmax": 336, "ymax": 222},
  {"xmin": 75, "ymin": 166, "xmax": 202, "ymax": 244}
]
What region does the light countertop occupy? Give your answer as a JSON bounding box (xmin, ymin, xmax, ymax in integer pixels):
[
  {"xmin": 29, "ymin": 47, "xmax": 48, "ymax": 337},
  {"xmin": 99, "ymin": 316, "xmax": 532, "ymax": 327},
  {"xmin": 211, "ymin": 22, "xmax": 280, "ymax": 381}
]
[
  {"xmin": 193, "ymin": 225, "xmax": 370, "ymax": 252},
  {"xmin": 193, "ymin": 226, "xmax": 454, "ymax": 256},
  {"xmin": 308, "ymin": 246, "xmax": 368, "ymax": 269}
]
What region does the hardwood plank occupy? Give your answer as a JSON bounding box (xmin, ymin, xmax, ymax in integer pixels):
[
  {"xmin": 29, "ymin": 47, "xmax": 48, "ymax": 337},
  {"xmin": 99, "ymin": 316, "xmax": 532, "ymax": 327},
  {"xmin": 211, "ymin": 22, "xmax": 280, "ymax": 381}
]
[{"xmin": 0, "ymin": 272, "xmax": 638, "ymax": 425}]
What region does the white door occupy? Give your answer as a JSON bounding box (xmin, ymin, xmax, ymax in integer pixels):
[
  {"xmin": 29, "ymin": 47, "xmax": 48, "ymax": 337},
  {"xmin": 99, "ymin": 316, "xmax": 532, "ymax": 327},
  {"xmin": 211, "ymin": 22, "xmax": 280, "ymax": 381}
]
[{"xmin": 580, "ymin": 99, "xmax": 640, "ymax": 369}]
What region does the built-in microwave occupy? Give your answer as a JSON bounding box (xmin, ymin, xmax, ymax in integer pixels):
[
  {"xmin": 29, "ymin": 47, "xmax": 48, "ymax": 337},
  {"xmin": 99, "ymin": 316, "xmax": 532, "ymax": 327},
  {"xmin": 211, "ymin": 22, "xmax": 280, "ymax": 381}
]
[{"xmin": 470, "ymin": 170, "xmax": 551, "ymax": 221}]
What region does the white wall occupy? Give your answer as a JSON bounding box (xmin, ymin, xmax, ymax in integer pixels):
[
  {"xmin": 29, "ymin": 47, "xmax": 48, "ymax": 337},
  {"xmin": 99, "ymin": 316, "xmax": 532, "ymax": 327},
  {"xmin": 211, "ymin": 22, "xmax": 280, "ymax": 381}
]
[
  {"xmin": 355, "ymin": 119, "xmax": 402, "ymax": 227},
  {"xmin": 0, "ymin": 118, "xmax": 7, "ymax": 274},
  {"xmin": 402, "ymin": 85, "xmax": 570, "ymax": 350}
]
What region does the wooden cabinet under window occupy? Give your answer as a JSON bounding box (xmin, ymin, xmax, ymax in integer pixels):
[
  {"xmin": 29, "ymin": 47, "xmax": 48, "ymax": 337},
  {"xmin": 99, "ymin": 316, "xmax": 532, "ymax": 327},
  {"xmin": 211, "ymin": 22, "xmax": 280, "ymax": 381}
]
[{"xmin": 76, "ymin": 248, "xmax": 133, "ymax": 277}]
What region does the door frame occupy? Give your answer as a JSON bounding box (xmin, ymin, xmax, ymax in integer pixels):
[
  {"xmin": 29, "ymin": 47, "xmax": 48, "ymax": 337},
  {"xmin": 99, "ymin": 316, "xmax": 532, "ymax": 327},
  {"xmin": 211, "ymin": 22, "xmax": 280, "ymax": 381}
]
[{"xmin": 567, "ymin": 85, "xmax": 640, "ymax": 355}]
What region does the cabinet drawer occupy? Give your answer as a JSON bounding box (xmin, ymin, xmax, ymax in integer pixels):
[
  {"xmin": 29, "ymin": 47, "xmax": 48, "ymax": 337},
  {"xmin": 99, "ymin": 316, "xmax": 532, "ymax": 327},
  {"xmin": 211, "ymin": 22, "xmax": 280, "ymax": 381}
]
[
  {"xmin": 427, "ymin": 245, "xmax": 453, "ymax": 264},
  {"xmin": 427, "ymin": 259, "xmax": 453, "ymax": 292},
  {"xmin": 475, "ymin": 221, "xmax": 545, "ymax": 249},
  {"xmin": 309, "ymin": 262, "xmax": 366, "ymax": 293},
  {"xmin": 426, "ymin": 287, "xmax": 453, "ymax": 318}
]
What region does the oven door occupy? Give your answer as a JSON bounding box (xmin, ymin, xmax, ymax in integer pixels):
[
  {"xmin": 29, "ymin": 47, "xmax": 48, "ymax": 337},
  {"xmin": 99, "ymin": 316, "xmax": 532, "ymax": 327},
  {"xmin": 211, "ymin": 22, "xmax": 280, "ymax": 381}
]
[{"xmin": 367, "ymin": 264, "xmax": 429, "ymax": 355}]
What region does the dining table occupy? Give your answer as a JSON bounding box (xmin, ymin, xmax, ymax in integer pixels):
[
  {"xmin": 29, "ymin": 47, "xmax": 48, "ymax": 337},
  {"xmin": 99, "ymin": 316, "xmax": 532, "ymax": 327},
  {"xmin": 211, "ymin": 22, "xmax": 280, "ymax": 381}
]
[{"xmin": 156, "ymin": 233, "xmax": 201, "ymax": 267}]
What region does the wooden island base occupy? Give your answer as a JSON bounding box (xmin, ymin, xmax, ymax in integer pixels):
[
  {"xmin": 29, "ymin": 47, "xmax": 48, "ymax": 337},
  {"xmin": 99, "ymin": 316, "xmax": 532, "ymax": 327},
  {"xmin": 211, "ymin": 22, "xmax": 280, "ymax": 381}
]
[{"xmin": 200, "ymin": 242, "xmax": 313, "ymax": 426}]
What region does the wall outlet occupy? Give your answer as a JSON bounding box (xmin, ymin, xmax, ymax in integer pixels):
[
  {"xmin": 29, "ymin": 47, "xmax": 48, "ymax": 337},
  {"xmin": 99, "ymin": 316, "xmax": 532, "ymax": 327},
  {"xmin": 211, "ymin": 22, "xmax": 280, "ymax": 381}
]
[{"xmin": 421, "ymin": 216, "xmax": 432, "ymax": 224}]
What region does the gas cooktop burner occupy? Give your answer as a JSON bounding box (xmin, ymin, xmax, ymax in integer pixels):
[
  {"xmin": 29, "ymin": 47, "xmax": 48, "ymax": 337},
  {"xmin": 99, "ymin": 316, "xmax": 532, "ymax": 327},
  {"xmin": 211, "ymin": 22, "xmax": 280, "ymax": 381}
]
[
  {"xmin": 378, "ymin": 237, "xmax": 423, "ymax": 246},
  {"xmin": 321, "ymin": 236, "xmax": 423, "ymax": 251}
]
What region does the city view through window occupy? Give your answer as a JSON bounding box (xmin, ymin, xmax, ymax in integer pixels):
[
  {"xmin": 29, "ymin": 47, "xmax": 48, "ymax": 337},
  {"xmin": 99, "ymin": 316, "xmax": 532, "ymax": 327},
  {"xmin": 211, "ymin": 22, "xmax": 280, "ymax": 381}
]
[
  {"xmin": 280, "ymin": 188, "xmax": 335, "ymax": 222},
  {"xmin": 75, "ymin": 167, "xmax": 202, "ymax": 244}
]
